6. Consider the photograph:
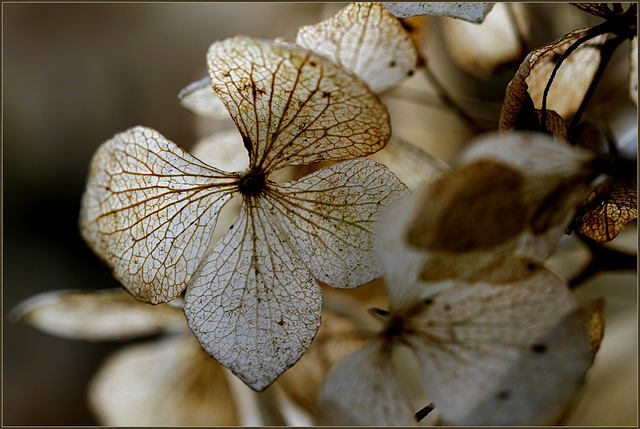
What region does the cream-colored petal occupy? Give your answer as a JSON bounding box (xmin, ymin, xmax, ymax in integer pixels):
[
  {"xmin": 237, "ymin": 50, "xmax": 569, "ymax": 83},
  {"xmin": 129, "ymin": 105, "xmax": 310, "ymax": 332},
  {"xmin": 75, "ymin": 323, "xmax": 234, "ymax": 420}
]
[
  {"xmin": 405, "ymin": 266, "xmax": 588, "ymax": 425},
  {"xmin": 368, "ymin": 135, "xmax": 449, "ymax": 191},
  {"xmin": 629, "ymin": 36, "xmax": 637, "ymax": 106},
  {"xmin": 265, "ymin": 158, "xmax": 407, "ymax": 289},
  {"xmin": 206, "ymin": 36, "xmax": 391, "ymax": 173},
  {"xmin": 11, "ymin": 289, "xmax": 187, "ymax": 341},
  {"xmin": 190, "ymin": 129, "xmax": 250, "ymax": 173},
  {"xmin": 383, "ymin": 2, "xmax": 495, "ymax": 23},
  {"xmin": 184, "ymin": 200, "xmax": 322, "ymax": 391},
  {"xmin": 88, "ymin": 335, "xmax": 239, "ymax": 426},
  {"xmin": 79, "ymin": 126, "xmax": 237, "ymax": 303},
  {"xmin": 318, "ymin": 340, "xmax": 416, "ymax": 425},
  {"xmin": 442, "ymin": 3, "xmax": 529, "ymax": 77},
  {"xmin": 296, "ymin": 3, "xmax": 418, "ymax": 93},
  {"xmin": 178, "ymin": 76, "xmax": 232, "ymax": 120}
]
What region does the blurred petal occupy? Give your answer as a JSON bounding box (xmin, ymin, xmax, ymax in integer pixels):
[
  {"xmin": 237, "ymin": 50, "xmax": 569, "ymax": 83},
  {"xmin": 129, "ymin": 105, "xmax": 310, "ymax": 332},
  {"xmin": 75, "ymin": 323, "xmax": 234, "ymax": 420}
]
[
  {"xmin": 630, "ymin": 36, "xmax": 637, "ymax": 106},
  {"xmin": 206, "ymin": 36, "xmax": 391, "ymax": 172},
  {"xmin": 442, "ymin": 3, "xmax": 529, "ymax": 77},
  {"xmin": 406, "ymin": 266, "xmax": 589, "ymax": 425},
  {"xmin": 266, "ymin": 158, "xmax": 408, "ymax": 289},
  {"xmin": 89, "ymin": 336, "xmax": 239, "ymax": 426},
  {"xmin": 383, "ymin": 2, "xmax": 495, "ymax": 23},
  {"xmin": 178, "ymin": 76, "xmax": 232, "ymax": 120},
  {"xmin": 184, "ymin": 201, "xmax": 322, "ymax": 391},
  {"xmin": 318, "ymin": 340, "xmax": 416, "ymax": 425},
  {"xmin": 11, "ymin": 289, "xmax": 187, "ymax": 341},
  {"xmin": 296, "ymin": 2, "xmax": 418, "ymax": 93},
  {"xmin": 79, "ymin": 126, "xmax": 237, "ymax": 303},
  {"xmin": 368, "ymin": 135, "xmax": 449, "ymax": 191}
]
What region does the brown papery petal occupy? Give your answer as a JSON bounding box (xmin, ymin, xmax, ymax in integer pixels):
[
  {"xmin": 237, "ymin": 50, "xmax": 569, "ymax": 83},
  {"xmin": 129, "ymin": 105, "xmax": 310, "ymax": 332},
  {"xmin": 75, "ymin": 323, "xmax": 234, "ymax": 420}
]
[{"xmin": 207, "ymin": 36, "xmax": 391, "ymax": 173}]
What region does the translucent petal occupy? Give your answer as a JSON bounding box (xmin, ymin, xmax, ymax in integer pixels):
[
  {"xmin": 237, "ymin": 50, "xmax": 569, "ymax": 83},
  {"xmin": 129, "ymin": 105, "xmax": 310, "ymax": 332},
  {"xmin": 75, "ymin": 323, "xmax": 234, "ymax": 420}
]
[
  {"xmin": 368, "ymin": 135, "xmax": 449, "ymax": 191},
  {"xmin": 11, "ymin": 289, "xmax": 187, "ymax": 341},
  {"xmin": 88, "ymin": 336, "xmax": 239, "ymax": 426},
  {"xmin": 296, "ymin": 2, "xmax": 418, "ymax": 93},
  {"xmin": 406, "ymin": 266, "xmax": 588, "ymax": 425},
  {"xmin": 318, "ymin": 340, "xmax": 416, "ymax": 425},
  {"xmin": 184, "ymin": 200, "xmax": 322, "ymax": 391},
  {"xmin": 407, "ymin": 132, "xmax": 599, "ymax": 261},
  {"xmin": 383, "ymin": 2, "xmax": 495, "ymax": 23},
  {"xmin": 190, "ymin": 129, "xmax": 250, "ymax": 173},
  {"xmin": 442, "ymin": 3, "xmax": 529, "ymax": 77},
  {"xmin": 206, "ymin": 36, "xmax": 391, "ymax": 173},
  {"xmin": 265, "ymin": 158, "xmax": 408, "ymax": 289},
  {"xmin": 80, "ymin": 126, "xmax": 237, "ymax": 303},
  {"xmin": 178, "ymin": 76, "xmax": 232, "ymax": 120}
]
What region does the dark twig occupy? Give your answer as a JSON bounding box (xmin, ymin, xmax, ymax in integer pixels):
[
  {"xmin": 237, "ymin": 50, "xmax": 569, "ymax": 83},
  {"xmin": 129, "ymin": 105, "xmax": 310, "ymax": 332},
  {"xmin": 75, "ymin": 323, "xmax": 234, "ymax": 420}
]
[
  {"xmin": 415, "ymin": 402, "xmax": 435, "ymax": 422},
  {"xmin": 569, "ymin": 233, "xmax": 638, "ymax": 289}
]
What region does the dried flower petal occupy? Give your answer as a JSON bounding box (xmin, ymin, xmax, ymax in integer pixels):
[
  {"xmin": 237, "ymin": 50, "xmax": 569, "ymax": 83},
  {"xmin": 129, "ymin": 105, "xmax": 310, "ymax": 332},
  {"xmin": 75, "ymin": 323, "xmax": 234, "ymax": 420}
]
[
  {"xmin": 178, "ymin": 76, "xmax": 232, "ymax": 120},
  {"xmin": 79, "ymin": 126, "xmax": 237, "ymax": 304},
  {"xmin": 383, "ymin": 2, "xmax": 495, "ymax": 23},
  {"xmin": 296, "ymin": 2, "xmax": 419, "ymax": 93},
  {"xmin": 569, "ymin": 177, "xmax": 638, "ymax": 242},
  {"xmin": 630, "ymin": 36, "xmax": 637, "ymax": 106},
  {"xmin": 89, "ymin": 336, "xmax": 239, "ymax": 426},
  {"xmin": 207, "ymin": 36, "xmax": 391, "ymax": 172},
  {"xmin": 11, "ymin": 289, "xmax": 186, "ymax": 341}
]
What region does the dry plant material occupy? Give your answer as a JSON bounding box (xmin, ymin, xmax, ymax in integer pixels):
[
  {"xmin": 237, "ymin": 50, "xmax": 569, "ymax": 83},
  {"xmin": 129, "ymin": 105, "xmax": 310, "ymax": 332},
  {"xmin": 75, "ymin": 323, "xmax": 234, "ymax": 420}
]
[
  {"xmin": 80, "ymin": 36, "xmax": 407, "ymax": 391},
  {"xmin": 630, "ymin": 35, "xmax": 638, "ymax": 105},
  {"xmin": 383, "ymin": 2, "xmax": 495, "ymax": 24},
  {"xmin": 10, "ymin": 289, "xmax": 186, "ymax": 341},
  {"xmin": 296, "ymin": 2, "xmax": 419, "ymax": 93},
  {"xmin": 442, "ymin": 3, "xmax": 529, "ymax": 78},
  {"xmin": 501, "ymin": 27, "xmax": 607, "ymax": 132},
  {"xmin": 569, "ymin": 176, "xmax": 638, "ymax": 242},
  {"xmin": 178, "ymin": 76, "xmax": 231, "ymax": 120},
  {"xmin": 318, "ymin": 185, "xmax": 594, "ymax": 425}
]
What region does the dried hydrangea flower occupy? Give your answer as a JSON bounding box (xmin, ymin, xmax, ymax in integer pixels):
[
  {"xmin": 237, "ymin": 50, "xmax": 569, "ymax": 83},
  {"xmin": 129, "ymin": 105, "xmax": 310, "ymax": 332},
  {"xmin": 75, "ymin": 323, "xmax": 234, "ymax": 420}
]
[
  {"xmin": 80, "ymin": 36, "xmax": 407, "ymax": 391},
  {"xmin": 318, "ymin": 132, "xmax": 604, "ymax": 425},
  {"xmin": 383, "ymin": 2, "xmax": 495, "ymax": 24}
]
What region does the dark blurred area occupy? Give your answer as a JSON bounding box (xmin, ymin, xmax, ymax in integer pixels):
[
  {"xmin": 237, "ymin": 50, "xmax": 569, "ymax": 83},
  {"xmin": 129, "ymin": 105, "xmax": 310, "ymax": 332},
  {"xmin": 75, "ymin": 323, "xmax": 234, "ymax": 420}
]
[{"xmin": 3, "ymin": 3, "xmax": 324, "ymax": 424}]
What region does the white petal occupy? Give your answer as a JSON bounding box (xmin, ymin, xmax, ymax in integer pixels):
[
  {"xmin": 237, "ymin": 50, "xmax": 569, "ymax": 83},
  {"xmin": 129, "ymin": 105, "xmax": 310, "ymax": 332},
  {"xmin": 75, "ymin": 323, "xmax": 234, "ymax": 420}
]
[
  {"xmin": 265, "ymin": 159, "xmax": 408, "ymax": 289},
  {"xmin": 318, "ymin": 340, "xmax": 416, "ymax": 425},
  {"xmin": 184, "ymin": 200, "xmax": 322, "ymax": 391},
  {"xmin": 383, "ymin": 2, "xmax": 495, "ymax": 23},
  {"xmin": 190, "ymin": 129, "xmax": 250, "ymax": 173},
  {"xmin": 11, "ymin": 289, "xmax": 187, "ymax": 341},
  {"xmin": 405, "ymin": 266, "xmax": 586, "ymax": 425},
  {"xmin": 79, "ymin": 126, "xmax": 237, "ymax": 303},
  {"xmin": 88, "ymin": 336, "xmax": 239, "ymax": 426},
  {"xmin": 178, "ymin": 76, "xmax": 232, "ymax": 120},
  {"xmin": 206, "ymin": 36, "xmax": 391, "ymax": 173},
  {"xmin": 296, "ymin": 2, "xmax": 418, "ymax": 93}
]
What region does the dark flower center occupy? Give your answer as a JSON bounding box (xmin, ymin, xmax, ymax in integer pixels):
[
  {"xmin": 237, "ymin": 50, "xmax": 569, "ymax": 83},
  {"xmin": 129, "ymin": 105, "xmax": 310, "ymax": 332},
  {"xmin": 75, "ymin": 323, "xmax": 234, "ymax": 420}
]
[{"xmin": 238, "ymin": 169, "xmax": 267, "ymax": 197}]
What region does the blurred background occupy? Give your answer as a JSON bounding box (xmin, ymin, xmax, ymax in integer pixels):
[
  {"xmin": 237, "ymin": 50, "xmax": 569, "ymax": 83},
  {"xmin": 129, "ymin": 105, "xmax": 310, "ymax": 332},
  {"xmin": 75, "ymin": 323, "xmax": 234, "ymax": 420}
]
[{"xmin": 3, "ymin": 3, "xmax": 636, "ymax": 425}]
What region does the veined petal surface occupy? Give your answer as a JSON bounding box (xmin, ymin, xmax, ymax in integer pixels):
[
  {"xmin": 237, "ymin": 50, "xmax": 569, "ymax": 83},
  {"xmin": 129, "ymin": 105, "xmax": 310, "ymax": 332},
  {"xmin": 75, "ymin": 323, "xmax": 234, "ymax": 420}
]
[
  {"xmin": 80, "ymin": 126, "xmax": 237, "ymax": 303},
  {"xmin": 207, "ymin": 36, "xmax": 391, "ymax": 173},
  {"xmin": 184, "ymin": 200, "xmax": 322, "ymax": 391},
  {"xmin": 265, "ymin": 158, "xmax": 407, "ymax": 289}
]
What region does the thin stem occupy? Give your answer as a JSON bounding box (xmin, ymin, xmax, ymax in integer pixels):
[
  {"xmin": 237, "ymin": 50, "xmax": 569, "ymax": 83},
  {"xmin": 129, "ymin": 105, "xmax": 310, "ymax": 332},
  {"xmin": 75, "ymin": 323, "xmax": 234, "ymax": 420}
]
[
  {"xmin": 421, "ymin": 59, "xmax": 486, "ymax": 134},
  {"xmin": 569, "ymin": 233, "xmax": 637, "ymax": 289},
  {"xmin": 567, "ymin": 35, "xmax": 627, "ymax": 138},
  {"xmin": 415, "ymin": 402, "xmax": 435, "ymax": 422}
]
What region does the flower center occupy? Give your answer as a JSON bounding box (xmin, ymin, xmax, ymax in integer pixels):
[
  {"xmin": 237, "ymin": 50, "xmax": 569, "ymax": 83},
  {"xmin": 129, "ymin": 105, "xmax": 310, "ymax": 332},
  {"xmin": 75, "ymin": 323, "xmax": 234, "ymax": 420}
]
[{"xmin": 238, "ymin": 168, "xmax": 267, "ymax": 197}]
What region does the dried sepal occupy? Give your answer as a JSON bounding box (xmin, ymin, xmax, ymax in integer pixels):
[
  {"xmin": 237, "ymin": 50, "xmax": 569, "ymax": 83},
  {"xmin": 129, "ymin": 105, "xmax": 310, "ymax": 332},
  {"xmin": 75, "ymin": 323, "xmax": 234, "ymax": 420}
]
[
  {"xmin": 569, "ymin": 176, "xmax": 638, "ymax": 242},
  {"xmin": 207, "ymin": 36, "xmax": 391, "ymax": 172},
  {"xmin": 11, "ymin": 289, "xmax": 186, "ymax": 341},
  {"xmin": 383, "ymin": 2, "xmax": 495, "ymax": 24},
  {"xmin": 442, "ymin": 3, "xmax": 529, "ymax": 78},
  {"xmin": 190, "ymin": 129, "xmax": 249, "ymax": 173},
  {"xmin": 630, "ymin": 36, "xmax": 637, "ymax": 106},
  {"xmin": 265, "ymin": 158, "xmax": 408, "ymax": 289},
  {"xmin": 79, "ymin": 126, "xmax": 237, "ymax": 304},
  {"xmin": 296, "ymin": 2, "xmax": 419, "ymax": 93},
  {"xmin": 88, "ymin": 336, "xmax": 239, "ymax": 426},
  {"xmin": 583, "ymin": 298, "xmax": 606, "ymax": 356},
  {"xmin": 178, "ymin": 76, "xmax": 231, "ymax": 120},
  {"xmin": 407, "ymin": 132, "xmax": 600, "ymax": 261}
]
